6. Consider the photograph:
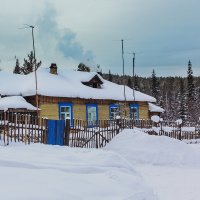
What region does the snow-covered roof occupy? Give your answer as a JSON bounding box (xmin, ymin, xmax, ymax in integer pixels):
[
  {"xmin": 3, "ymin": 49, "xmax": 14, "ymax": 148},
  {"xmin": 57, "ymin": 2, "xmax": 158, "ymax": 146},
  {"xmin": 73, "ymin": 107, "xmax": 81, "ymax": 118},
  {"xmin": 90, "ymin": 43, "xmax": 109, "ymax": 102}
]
[
  {"xmin": 148, "ymin": 103, "xmax": 164, "ymax": 113},
  {"xmin": 0, "ymin": 68, "xmax": 156, "ymax": 102},
  {"xmin": 0, "ymin": 96, "xmax": 37, "ymax": 111}
]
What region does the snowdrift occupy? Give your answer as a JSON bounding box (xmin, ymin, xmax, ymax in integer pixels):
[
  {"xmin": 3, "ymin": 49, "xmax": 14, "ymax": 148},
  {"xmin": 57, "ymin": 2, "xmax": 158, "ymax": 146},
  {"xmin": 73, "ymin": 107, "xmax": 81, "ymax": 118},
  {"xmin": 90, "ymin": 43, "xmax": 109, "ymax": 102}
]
[
  {"xmin": 0, "ymin": 144, "xmax": 157, "ymax": 200},
  {"xmin": 106, "ymin": 129, "xmax": 200, "ymax": 166}
]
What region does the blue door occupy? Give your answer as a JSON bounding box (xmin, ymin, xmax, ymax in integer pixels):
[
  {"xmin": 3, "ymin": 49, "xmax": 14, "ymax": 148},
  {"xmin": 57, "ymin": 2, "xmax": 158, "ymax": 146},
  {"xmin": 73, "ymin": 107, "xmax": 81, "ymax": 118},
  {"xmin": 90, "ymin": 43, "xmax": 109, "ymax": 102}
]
[{"xmin": 47, "ymin": 120, "xmax": 65, "ymax": 145}]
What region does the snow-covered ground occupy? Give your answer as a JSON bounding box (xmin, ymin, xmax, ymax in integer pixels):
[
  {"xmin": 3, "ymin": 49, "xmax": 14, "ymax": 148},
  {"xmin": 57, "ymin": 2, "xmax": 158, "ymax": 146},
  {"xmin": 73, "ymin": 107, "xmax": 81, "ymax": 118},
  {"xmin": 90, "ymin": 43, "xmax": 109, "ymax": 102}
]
[{"xmin": 1, "ymin": 129, "xmax": 200, "ymax": 199}]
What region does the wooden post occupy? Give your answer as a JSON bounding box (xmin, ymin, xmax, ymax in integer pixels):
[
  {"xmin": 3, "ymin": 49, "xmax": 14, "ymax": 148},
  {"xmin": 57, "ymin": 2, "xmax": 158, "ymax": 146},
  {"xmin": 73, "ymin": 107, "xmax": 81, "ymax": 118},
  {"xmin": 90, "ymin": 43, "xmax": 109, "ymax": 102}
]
[
  {"xmin": 179, "ymin": 124, "xmax": 182, "ymax": 140},
  {"xmin": 116, "ymin": 118, "xmax": 120, "ymax": 134},
  {"xmin": 65, "ymin": 119, "xmax": 70, "ymax": 146},
  {"xmin": 24, "ymin": 114, "xmax": 27, "ymax": 145}
]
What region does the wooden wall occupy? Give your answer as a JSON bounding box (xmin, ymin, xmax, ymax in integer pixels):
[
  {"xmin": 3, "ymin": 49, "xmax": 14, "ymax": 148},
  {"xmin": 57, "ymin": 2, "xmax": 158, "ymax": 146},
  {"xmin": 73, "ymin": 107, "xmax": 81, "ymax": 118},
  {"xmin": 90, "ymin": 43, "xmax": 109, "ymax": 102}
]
[
  {"xmin": 26, "ymin": 95, "xmax": 150, "ymax": 120},
  {"xmin": 139, "ymin": 102, "xmax": 149, "ymax": 120},
  {"xmin": 40, "ymin": 103, "xmax": 58, "ymax": 120}
]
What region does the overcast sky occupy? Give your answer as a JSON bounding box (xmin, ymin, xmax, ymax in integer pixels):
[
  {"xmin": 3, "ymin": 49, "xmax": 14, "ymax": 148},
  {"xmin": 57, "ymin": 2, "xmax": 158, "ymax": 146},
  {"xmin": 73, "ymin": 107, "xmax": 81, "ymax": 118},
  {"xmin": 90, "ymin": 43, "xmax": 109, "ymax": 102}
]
[{"xmin": 0, "ymin": 0, "xmax": 200, "ymax": 77}]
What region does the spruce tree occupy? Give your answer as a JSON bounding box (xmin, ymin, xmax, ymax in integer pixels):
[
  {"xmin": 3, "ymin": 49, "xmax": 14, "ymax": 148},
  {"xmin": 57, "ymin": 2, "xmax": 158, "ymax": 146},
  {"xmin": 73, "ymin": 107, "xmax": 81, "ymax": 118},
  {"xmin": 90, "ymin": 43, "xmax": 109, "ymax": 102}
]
[
  {"xmin": 21, "ymin": 51, "xmax": 42, "ymax": 75},
  {"xmin": 127, "ymin": 77, "xmax": 132, "ymax": 88},
  {"xmin": 108, "ymin": 70, "xmax": 113, "ymax": 82},
  {"xmin": 151, "ymin": 69, "xmax": 160, "ymax": 104},
  {"xmin": 134, "ymin": 75, "xmax": 140, "ymax": 91},
  {"xmin": 187, "ymin": 60, "xmax": 195, "ymax": 100},
  {"xmin": 177, "ymin": 79, "xmax": 187, "ymax": 122},
  {"xmin": 187, "ymin": 60, "xmax": 197, "ymax": 122},
  {"xmin": 13, "ymin": 58, "xmax": 21, "ymax": 74},
  {"xmin": 77, "ymin": 63, "xmax": 90, "ymax": 72}
]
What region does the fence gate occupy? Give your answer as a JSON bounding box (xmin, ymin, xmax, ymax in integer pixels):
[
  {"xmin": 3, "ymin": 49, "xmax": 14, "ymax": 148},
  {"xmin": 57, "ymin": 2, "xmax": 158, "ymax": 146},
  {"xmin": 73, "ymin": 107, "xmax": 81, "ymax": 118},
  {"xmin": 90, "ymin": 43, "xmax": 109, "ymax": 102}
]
[{"xmin": 47, "ymin": 120, "xmax": 65, "ymax": 145}]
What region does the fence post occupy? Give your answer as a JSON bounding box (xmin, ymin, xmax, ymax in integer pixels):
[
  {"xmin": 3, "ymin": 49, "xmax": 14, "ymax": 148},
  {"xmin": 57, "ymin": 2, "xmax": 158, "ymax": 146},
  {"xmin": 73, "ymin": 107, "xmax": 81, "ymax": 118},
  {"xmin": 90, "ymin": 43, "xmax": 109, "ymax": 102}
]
[
  {"xmin": 65, "ymin": 119, "xmax": 70, "ymax": 146},
  {"xmin": 160, "ymin": 121, "xmax": 163, "ymax": 135},
  {"xmin": 95, "ymin": 132, "xmax": 99, "ymax": 149},
  {"xmin": 116, "ymin": 118, "xmax": 120, "ymax": 134},
  {"xmin": 179, "ymin": 124, "xmax": 182, "ymax": 140}
]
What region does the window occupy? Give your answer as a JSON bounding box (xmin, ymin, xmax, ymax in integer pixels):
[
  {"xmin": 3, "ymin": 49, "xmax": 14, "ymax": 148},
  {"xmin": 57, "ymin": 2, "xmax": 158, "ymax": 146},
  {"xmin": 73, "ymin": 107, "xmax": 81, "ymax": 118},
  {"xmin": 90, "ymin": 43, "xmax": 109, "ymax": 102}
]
[
  {"xmin": 86, "ymin": 104, "xmax": 98, "ymax": 127},
  {"xmin": 130, "ymin": 104, "xmax": 139, "ymax": 120},
  {"xmin": 110, "ymin": 104, "xmax": 119, "ymax": 120},
  {"xmin": 58, "ymin": 103, "xmax": 73, "ymax": 126}
]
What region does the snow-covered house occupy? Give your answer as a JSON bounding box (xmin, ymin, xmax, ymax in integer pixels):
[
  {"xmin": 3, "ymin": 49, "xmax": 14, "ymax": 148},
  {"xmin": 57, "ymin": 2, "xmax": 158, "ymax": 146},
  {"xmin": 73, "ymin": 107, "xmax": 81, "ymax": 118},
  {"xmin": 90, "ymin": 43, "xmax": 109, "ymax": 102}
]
[{"xmin": 0, "ymin": 64, "xmax": 157, "ymax": 126}]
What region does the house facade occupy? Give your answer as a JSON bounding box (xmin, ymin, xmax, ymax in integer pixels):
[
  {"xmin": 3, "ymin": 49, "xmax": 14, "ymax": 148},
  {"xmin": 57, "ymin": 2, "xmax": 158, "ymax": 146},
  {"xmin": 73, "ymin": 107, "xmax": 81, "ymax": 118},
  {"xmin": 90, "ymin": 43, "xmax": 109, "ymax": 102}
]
[
  {"xmin": 0, "ymin": 63, "xmax": 158, "ymax": 126},
  {"xmin": 26, "ymin": 95, "xmax": 150, "ymax": 126}
]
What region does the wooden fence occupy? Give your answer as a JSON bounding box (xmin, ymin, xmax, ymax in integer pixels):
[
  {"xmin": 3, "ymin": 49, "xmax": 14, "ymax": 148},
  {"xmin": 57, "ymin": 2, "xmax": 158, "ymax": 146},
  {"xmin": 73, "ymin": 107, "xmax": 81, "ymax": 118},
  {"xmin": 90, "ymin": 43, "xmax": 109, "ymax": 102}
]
[
  {"xmin": 68, "ymin": 118, "xmax": 200, "ymax": 148},
  {"xmin": 68, "ymin": 118, "xmax": 152, "ymax": 148},
  {"xmin": 146, "ymin": 123, "xmax": 200, "ymax": 141},
  {"xmin": 0, "ymin": 112, "xmax": 48, "ymax": 145}
]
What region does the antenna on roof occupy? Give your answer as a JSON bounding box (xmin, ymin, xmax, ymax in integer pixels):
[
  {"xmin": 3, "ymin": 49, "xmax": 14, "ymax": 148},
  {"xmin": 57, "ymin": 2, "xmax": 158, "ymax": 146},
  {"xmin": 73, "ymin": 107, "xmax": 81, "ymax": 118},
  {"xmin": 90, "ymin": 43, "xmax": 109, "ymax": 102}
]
[
  {"xmin": 126, "ymin": 51, "xmax": 143, "ymax": 102},
  {"xmin": 19, "ymin": 24, "xmax": 39, "ymax": 116}
]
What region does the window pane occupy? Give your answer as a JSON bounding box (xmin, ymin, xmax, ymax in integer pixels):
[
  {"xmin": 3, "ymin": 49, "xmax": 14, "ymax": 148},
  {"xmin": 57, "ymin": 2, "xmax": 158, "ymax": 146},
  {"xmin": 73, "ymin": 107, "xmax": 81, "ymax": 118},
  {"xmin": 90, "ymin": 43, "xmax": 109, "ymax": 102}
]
[
  {"xmin": 87, "ymin": 106, "xmax": 97, "ymax": 124},
  {"xmin": 130, "ymin": 107, "xmax": 138, "ymax": 119},
  {"xmin": 60, "ymin": 106, "xmax": 71, "ymax": 122},
  {"xmin": 110, "ymin": 107, "xmax": 118, "ymax": 119},
  {"xmin": 61, "ymin": 113, "xmax": 65, "ymax": 120},
  {"xmin": 60, "ymin": 107, "xmax": 66, "ymax": 112}
]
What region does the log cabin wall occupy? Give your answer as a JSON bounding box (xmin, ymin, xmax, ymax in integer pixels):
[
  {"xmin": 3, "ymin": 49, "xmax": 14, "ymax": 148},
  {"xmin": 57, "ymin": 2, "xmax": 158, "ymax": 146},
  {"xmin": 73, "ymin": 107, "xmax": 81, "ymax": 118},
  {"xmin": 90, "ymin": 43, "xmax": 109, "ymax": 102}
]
[
  {"xmin": 139, "ymin": 102, "xmax": 149, "ymax": 120},
  {"xmin": 25, "ymin": 95, "xmax": 150, "ymax": 120}
]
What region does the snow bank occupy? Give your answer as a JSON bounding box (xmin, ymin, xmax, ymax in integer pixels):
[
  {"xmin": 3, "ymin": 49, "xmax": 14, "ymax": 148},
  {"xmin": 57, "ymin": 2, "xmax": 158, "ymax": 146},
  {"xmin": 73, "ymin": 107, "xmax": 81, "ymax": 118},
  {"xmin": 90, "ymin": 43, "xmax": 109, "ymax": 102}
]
[
  {"xmin": 0, "ymin": 144, "xmax": 157, "ymax": 200},
  {"xmin": 106, "ymin": 129, "xmax": 200, "ymax": 166}
]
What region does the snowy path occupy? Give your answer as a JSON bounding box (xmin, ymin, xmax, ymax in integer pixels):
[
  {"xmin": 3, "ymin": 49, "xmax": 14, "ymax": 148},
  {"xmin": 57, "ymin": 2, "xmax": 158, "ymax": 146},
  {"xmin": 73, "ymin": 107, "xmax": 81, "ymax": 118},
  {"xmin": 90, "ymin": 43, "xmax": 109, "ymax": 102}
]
[{"xmin": 135, "ymin": 165, "xmax": 200, "ymax": 200}]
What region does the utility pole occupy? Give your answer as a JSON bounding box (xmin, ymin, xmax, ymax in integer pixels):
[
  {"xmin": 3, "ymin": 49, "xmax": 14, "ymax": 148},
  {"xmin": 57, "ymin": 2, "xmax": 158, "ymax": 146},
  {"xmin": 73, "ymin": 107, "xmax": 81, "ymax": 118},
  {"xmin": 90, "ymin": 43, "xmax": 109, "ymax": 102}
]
[
  {"xmin": 132, "ymin": 52, "xmax": 136, "ymax": 102},
  {"xmin": 25, "ymin": 24, "xmax": 39, "ymax": 117},
  {"xmin": 121, "ymin": 39, "xmax": 126, "ymax": 116}
]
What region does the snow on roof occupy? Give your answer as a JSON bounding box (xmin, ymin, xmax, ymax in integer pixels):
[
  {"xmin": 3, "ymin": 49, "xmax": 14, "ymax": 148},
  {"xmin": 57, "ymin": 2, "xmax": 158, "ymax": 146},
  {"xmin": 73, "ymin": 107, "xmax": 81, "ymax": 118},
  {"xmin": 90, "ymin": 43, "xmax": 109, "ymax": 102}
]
[
  {"xmin": 0, "ymin": 68, "xmax": 156, "ymax": 102},
  {"xmin": 148, "ymin": 103, "xmax": 164, "ymax": 113},
  {"xmin": 0, "ymin": 96, "xmax": 37, "ymax": 111}
]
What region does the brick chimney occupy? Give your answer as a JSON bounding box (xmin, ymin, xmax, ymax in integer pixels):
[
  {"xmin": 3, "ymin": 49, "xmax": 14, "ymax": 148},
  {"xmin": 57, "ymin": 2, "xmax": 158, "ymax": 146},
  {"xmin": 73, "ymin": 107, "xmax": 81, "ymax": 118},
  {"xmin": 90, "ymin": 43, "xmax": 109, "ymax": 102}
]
[{"xmin": 50, "ymin": 63, "xmax": 58, "ymax": 75}]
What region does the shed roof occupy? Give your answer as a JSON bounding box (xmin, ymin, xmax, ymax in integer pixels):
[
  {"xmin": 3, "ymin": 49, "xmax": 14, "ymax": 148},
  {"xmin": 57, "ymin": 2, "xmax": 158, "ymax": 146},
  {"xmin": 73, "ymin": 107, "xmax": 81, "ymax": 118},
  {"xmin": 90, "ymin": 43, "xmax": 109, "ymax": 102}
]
[
  {"xmin": 0, "ymin": 96, "xmax": 37, "ymax": 111},
  {"xmin": 148, "ymin": 103, "xmax": 164, "ymax": 113}
]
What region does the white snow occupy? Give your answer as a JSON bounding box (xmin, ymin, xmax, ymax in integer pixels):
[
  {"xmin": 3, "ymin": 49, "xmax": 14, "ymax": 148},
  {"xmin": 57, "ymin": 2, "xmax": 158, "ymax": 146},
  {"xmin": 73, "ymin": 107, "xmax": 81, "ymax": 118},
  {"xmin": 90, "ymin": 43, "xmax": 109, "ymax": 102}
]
[
  {"xmin": 106, "ymin": 129, "xmax": 200, "ymax": 200},
  {"xmin": 0, "ymin": 68, "xmax": 156, "ymax": 102},
  {"xmin": 0, "ymin": 143, "xmax": 157, "ymax": 200},
  {"xmin": 151, "ymin": 115, "xmax": 160, "ymax": 123},
  {"xmin": 2, "ymin": 128, "xmax": 200, "ymax": 200},
  {"xmin": 175, "ymin": 118, "xmax": 183, "ymax": 125},
  {"xmin": 148, "ymin": 103, "xmax": 164, "ymax": 113},
  {"xmin": 106, "ymin": 129, "xmax": 200, "ymax": 166},
  {"xmin": 0, "ymin": 96, "xmax": 37, "ymax": 111}
]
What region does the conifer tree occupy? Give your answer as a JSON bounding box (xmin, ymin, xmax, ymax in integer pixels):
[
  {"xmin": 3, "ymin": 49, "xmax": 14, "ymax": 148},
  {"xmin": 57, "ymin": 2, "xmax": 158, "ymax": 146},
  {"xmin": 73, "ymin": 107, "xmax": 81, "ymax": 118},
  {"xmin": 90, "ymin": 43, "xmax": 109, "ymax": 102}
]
[
  {"xmin": 177, "ymin": 79, "xmax": 187, "ymax": 122},
  {"xmin": 108, "ymin": 70, "xmax": 113, "ymax": 82},
  {"xmin": 127, "ymin": 77, "xmax": 132, "ymax": 88},
  {"xmin": 186, "ymin": 60, "xmax": 197, "ymax": 122},
  {"xmin": 77, "ymin": 62, "xmax": 90, "ymax": 72},
  {"xmin": 151, "ymin": 69, "xmax": 160, "ymax": 104},
  {"xmin": 134, "ymin": 75, "xmax": 140, "ymax": 91},
  {"xmin": 187, "ymin": 60, "xmax": 195, "ymax": 100},
  {"xmin": 13, "ymin": 58, "xmax": 21, "ymax": 74},
  {"xmin": 21, "ymin": 51, "xmax": 42, "ymax": 75}
]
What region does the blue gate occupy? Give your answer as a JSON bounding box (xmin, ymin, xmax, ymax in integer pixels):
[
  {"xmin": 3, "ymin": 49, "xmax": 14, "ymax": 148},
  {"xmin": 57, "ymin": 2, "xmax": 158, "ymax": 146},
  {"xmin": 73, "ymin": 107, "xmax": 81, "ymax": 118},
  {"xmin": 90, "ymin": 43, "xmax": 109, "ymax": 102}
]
[{"xmin": 47, "ymin": 120, "xmax": 65, "ymax": 145}]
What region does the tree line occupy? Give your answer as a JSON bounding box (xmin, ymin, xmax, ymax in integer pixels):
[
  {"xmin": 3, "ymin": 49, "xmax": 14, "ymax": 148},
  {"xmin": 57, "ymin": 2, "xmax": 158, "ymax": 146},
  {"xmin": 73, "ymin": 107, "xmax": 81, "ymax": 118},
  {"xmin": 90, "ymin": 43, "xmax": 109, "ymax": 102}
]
[{"xmin": 102, "ymin": 61, "xmax": 200, "ymax": 123}]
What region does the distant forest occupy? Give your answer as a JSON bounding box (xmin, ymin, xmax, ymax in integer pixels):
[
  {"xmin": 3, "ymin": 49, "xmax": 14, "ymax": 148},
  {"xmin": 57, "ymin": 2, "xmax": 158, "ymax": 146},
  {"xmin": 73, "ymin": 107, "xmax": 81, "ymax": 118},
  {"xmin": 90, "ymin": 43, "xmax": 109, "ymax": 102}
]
[{"xmin": 102, "ymin": 61, "xmax": 200, "ymax": 123}]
